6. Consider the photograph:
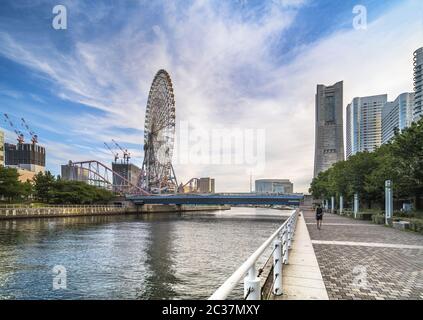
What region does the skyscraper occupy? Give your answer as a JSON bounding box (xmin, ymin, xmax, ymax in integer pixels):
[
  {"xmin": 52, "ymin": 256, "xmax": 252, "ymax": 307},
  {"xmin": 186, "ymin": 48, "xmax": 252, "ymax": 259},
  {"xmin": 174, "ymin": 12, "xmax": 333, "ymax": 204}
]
[
  {"xmin": 382, "ymin": 92, "xmax": 414, "ymax": 144},
  {"xmin": 346, "ymin": 94, "xmax": 388, "ymax": 158},
  {"xmin": 313, "ymin": 81, "xmax": 344, "ymax": 177},
  {"xmin": 413, "ymin": 47, "xmax": 423, "ymax": 121}
]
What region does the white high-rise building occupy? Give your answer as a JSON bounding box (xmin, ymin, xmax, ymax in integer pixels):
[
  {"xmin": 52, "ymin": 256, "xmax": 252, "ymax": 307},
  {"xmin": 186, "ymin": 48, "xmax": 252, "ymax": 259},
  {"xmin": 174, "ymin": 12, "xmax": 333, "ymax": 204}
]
[
  {"xmin": 346, "ymin": 94, "xmax": 388, "ymax": 158},
  {"xmin": 382, "ymin": 93, "xmax": 415, "ymax": 144},
  {"xmin": 413, "ymin": 47, "xmax": 423, "ymax": 121}
]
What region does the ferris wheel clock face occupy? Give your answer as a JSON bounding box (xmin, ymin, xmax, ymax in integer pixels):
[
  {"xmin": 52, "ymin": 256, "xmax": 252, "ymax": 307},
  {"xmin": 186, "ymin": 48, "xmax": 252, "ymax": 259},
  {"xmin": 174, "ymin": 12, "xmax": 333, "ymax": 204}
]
[{"xmin": 142, "ymin": 69, "xmax": 177, "ymax": 192}]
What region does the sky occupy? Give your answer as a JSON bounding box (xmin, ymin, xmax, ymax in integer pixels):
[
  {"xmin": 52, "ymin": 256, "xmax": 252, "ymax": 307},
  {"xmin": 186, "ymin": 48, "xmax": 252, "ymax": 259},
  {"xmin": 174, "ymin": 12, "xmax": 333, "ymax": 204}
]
[{"xmin": 0, "ymin": 0, "xmax": 422, "ymax": 193}]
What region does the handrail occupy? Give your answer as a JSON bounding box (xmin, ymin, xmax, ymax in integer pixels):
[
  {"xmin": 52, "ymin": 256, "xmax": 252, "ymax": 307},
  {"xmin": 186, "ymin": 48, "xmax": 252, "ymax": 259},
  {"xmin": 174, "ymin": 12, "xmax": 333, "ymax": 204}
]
[{"xmin": 209, "ymin": 209, "xmax": 298, "ymax": 300}]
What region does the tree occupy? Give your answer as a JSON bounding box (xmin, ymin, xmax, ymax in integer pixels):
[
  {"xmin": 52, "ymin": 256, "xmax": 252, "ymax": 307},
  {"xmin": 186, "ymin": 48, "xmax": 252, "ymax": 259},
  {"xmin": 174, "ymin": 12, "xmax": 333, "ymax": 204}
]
[
  {"xmin": 0, "ymin": 167, "xmax": 24, "ymax": 201},
  {"xmin": 309, "ymin": 170, "xmax": 331, "ymax": 200},
  {"xmin": 33, "ymin": 171, "xmax": 56, "ymax": 203},
  {"xmin": 389, "ymin": 119, "xmax": 423, "ymax": 209},
  {"xmin": 309, "ymin": 118, "xmax": 423, "ymax": 211}
]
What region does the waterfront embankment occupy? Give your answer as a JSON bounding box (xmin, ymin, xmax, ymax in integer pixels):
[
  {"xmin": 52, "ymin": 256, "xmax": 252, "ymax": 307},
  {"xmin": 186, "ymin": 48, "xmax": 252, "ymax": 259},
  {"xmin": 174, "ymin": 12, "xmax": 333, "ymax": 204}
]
[{"xmin": 0, "ymin": 204, "xmax": 230, "ymax": 220}]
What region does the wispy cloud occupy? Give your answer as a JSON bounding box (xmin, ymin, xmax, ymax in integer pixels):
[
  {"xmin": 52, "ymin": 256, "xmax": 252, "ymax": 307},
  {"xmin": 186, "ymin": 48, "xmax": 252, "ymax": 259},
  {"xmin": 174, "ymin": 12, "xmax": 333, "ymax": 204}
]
[{"xmin": 0, "ymin": 0, "xmax": 422, "ymax": 192}]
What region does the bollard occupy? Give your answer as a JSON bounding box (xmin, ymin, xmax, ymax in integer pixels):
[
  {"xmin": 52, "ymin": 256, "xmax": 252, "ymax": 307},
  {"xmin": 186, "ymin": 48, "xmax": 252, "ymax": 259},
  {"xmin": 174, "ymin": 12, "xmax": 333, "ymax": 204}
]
[
  {"xmin": 243, "ymin": 264, "xmax": 261, "ymax": 300},
  {"xmin": 273, "ymin": 239, "xmax": 283, "ymax": 295},
  {"xmin": 354, "ymin": 193, "xmax": 359, "ymax": 219}
]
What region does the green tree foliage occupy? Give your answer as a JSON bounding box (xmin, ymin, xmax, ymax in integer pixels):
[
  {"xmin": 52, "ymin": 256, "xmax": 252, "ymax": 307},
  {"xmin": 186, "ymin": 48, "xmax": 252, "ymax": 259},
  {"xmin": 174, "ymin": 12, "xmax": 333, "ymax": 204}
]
[
  {"xmin": 309, "ymin": 118, "xmax": 423, "ymax": 209},
  {"xmin": 48, "ymin": 180, "xmax": 114, "ymax": 204},
  {"xmin": 36, "ymin": 172, "xmax": 114, "ymax": 204},
  {"xmin": 0, "ymin": 170, "xmax": 115, "ymax": 204},
  {"xmin": 33, "ymin": 171, "xmax": 56, "ymax": 203},
  {"xmin": 0, "ymin": 167, "xmax": 25, "ymax": 201}
]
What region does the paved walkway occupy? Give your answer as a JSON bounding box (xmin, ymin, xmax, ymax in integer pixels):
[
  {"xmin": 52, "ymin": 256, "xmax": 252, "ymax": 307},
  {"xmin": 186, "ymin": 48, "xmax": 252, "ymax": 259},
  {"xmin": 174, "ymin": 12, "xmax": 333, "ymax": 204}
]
[{"xmin": 303, "ymin": 209, "xmax": 423, "ymax": 300}]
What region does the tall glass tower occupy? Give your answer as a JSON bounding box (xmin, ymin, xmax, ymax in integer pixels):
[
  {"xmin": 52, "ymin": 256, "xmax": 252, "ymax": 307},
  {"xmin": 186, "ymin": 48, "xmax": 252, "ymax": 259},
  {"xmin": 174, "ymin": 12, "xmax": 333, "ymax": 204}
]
[
  {"xmin": 313, "ymin": 81, "xmax": 344, "ymax": 178},
  {"xmin": 345, "ymin": 94, "xmax": 388, "ymax": 158}
]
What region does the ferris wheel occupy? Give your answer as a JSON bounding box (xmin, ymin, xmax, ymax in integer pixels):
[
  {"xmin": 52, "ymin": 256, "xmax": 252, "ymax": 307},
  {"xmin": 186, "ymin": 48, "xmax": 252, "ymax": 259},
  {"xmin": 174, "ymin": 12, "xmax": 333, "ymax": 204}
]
[{"xmin": 140, "ymin": 69, "xmax": 178, "ymax": 193}]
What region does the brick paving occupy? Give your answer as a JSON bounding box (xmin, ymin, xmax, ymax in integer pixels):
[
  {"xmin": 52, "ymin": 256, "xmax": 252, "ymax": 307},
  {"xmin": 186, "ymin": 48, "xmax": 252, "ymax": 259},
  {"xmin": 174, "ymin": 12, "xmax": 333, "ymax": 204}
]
[{"xmin": 303, "ymin": 209, "xmax": 423, "ymax": 300}]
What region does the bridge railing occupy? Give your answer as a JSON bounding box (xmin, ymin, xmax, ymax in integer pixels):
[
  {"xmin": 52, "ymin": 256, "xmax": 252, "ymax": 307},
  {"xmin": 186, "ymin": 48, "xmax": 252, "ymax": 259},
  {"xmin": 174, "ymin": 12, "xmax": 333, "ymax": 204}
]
[{"xmin": 209, "ymin": 209, "xmax": 299, "ymax": 300}]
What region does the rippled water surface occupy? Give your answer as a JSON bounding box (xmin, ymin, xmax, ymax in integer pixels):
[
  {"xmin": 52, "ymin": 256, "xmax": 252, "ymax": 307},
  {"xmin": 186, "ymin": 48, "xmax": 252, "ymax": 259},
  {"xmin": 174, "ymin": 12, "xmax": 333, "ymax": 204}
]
[{"xmin": 0, "ymin": 207, "xmax": 290, "ymax": 299}]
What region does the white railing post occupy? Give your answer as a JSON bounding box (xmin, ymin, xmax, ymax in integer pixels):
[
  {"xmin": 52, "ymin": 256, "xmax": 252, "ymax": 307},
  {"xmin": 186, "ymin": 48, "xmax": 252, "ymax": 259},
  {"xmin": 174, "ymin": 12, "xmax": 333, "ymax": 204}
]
[
  {"xmin": 209, "ymin": 209, "xmax": 296, "ymax": 300},
  {"xmin": 287, "ymin": 220, "xmax": 293, "ymax": 249},
  {"xmin": 273, "ymin": 239, "xmax": 283, "ymax": 295},
  {"xmin": 283, "ymin": 226, "xmax": 289, "ymax": 264},
  {"xmin": 243, "ymin": 264, "xmax": 261, "ymax": 300}
]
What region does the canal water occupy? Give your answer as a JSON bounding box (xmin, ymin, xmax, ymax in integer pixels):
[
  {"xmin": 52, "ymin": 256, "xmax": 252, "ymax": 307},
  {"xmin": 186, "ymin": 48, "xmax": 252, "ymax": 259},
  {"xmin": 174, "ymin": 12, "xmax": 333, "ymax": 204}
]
[{"xmin": 0, "ymin": 207, "xmax": 290, "ymax": 300}]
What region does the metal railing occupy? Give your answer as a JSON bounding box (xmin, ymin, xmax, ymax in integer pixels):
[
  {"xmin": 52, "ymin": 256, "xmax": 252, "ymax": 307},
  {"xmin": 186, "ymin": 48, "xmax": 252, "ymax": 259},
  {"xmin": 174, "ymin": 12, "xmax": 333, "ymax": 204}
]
[{"xmin": 209, "ymin": 209, "xmax": 299, "ymax": 300}]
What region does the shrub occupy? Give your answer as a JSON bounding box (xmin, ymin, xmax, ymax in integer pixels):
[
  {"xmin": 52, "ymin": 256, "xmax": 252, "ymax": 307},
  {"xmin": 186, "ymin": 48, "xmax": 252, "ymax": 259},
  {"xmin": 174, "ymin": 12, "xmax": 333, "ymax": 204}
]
[{"xmin": 372, "ymin": 214, "xmax": 385, "ymax": 225}]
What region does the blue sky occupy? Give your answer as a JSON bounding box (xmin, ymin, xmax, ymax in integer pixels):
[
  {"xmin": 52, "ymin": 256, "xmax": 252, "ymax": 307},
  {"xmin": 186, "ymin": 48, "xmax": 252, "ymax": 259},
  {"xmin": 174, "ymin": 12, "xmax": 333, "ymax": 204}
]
[{"xmin": 0, "ymin": 0, "xmax": 422, "ymax": 192}]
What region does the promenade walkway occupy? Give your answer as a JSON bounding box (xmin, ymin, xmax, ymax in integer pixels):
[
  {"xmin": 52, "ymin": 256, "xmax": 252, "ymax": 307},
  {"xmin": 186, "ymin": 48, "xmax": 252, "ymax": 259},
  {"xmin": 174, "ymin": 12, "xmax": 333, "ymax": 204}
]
[{"xmin": 303, "ymin": 209, "xmax": 423, "ymax": 300}]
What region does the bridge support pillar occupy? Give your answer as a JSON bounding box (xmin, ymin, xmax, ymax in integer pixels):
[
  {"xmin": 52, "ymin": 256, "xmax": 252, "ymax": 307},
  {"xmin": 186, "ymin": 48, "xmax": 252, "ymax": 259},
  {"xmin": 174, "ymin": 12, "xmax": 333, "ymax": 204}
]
[{"xmin": 244, "ymin": 264, "xmax": 261, "ymax": 300}]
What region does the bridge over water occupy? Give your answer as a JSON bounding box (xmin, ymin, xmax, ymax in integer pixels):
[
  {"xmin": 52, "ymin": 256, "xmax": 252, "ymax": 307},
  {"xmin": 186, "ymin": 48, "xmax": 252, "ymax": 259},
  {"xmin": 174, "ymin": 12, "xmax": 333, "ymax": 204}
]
[{"xmin": 126, "ymin": 193, "xmax": 304, "ymax": 206}]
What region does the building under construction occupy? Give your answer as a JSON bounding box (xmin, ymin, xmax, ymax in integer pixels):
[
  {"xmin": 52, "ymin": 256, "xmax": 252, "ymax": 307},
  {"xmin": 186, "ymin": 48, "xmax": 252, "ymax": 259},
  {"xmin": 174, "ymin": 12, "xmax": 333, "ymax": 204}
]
[
  {"xmin": 5, "ymin": 142, "xmax": 46, "ymax": 173},
  {"xmin": 111, "ymin": 162, "xmax": 141, "ymax": 190},
  {"xmin": 3, "ymin": 114, "xmax": 45, "ymax": 175}
]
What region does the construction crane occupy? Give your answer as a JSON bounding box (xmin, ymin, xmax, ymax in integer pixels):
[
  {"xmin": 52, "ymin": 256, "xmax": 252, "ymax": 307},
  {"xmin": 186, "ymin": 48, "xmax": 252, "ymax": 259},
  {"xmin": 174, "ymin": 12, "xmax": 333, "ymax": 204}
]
[
  {"xmin": 21, "ymin": 117, "xmax": 38, "ymax": 144},
  {"xmin": 104, "ymin": 142, "xmax": 119, "ymax": 163},
  {"xmin": 112, "ymin": 139, "xmax": 131, "ymax": 164},
  {"xmin": 3, "ymin": 113, "xmax": 24, "ymax": 144}
]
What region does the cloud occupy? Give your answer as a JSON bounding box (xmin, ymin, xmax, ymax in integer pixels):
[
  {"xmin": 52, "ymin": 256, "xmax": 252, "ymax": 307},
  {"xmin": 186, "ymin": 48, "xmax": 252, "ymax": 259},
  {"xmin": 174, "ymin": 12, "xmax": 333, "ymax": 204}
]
[{"xmin": 0, "ymin": 0, "xmax": 422, "ymax": 193}]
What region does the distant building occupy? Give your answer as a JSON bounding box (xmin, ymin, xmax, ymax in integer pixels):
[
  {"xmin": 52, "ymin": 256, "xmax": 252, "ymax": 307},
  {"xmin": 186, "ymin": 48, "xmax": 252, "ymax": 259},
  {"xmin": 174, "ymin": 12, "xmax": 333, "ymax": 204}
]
[
  {"xmin": 382, "ymin": 93, "xmax": 415, "ymax": 144},
  {"xmin": 346, "ymin": 94, "xmax": 388, "ymax": 158},
  {"xmin": 61, "ymin": 162, "xmax": 90, "ymax": 182},
  {"xmin": 111, "ymin": 163, "xmax": 141, "ymax": 189},
  {"xmin": 0, "ymin": 130, "xmax": 4, "ymax": 166},
  {"xmin": 414, "ymin": 47, "xmax": 423, "ymax": 121},
  {"xmin": 314, "ymin": 81, "xmax": 344, "ymax": 177},
  {"xmin": 255, "ymin": 179, "xmax": 293, "ymax": 194},
  {"xmin": 15, "ymin": 168, "xmax": 37, "ymax": 183},
  {"xmin": 198, "ymin": 177, "xmax": 215, "ymax": 193},
  {"xmin": 5, "ymin": 143, "xmax": 46, "ymax": 173}
]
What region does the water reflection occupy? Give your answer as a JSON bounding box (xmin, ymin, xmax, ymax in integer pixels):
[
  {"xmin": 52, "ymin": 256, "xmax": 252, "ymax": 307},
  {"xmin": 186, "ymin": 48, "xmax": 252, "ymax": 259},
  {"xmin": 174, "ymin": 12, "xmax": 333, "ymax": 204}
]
[{"xmin": 0, "ymin": 208, "xmax": 288, "ymax": 299}]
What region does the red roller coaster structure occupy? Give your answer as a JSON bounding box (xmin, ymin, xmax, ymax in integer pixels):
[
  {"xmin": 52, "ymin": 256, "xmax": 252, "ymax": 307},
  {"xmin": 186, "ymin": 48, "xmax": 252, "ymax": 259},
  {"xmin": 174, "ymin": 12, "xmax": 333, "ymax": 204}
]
[{"xmin": 66, "ymin": 160, "xmax": 150, "ymax": 195}]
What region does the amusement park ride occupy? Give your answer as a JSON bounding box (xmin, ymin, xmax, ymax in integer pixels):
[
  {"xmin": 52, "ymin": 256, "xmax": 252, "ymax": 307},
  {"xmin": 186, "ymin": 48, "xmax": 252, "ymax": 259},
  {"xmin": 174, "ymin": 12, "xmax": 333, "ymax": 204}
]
[{"xmin": 65, "ymin": 69, "xmax": 180, "ymax": 196}]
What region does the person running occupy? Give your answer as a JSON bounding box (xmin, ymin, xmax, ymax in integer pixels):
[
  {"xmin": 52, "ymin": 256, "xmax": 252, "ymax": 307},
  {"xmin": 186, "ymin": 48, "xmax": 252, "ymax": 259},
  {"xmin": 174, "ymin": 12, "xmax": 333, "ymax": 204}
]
[{"xmin": 316, "ymin": 204, "xmax": 323, "ymax": 230}]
